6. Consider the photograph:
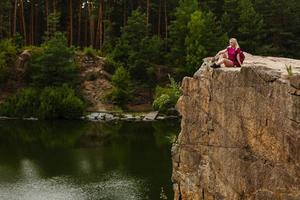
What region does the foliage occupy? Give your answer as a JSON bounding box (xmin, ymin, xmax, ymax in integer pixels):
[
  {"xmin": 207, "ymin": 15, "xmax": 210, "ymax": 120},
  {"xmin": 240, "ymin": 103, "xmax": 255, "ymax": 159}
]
[
  {"xmin": 221, "ymin": 0, "xmax": 239, "ymax": 35},
  {"xmin": 285, "ymin": 64, "xmax": 293, "ymax": 76},
  {"xmin": 0, "ymin": 0, "xmax": 299, "ymax": 59},
  {"xmin": 102, "ymin": 56, "xmax": 122, "ymax": 74},
  {"xmin": 112, "ymin": 9, "xmax": 163, "ymax": 84},
  {"xmin": 106, "ymin": 66, "xmax": 132, "ymax": 107},
  {"xmin": 45, "ymin": 12, "xmax": 61, "ymax": 40},
  {"xmin": 101, "ymin": 20, "xmax": 115, "ymax": 55},
  {"xmin": 27, "ymin": 32, "xmax": 79, "ymax": 88},
  {"xmin": 254, "ymin": 0, "xmax": 300, "ymax": 58},
  {"xmin": 0, "ymin": 85, "xmax": 85, "ymax": 119},
  {"xmin": 39, "ymin": 85, "xmax": 85, "ymax": 119},
  {"xmin": 0, "ymin": 39, "xmax": 17, "ymax": 84},
  {"xmin": 169, "ymin": 0, "xmax": 199, "ymax": 66},
  {"xmin": 0, "ymin": 0, "xmax": 300, "ymax": 111},
  {"xmin": 185, "ymin": 11, "xmax": 227, "ymax": 74},
  {"xmin": 160, "ymin": 187, "xmax": 168, "ymax": 200},
  {"xmin": 153, "ymin": 76, "xmax": 182, "ymax": 113},
  {"xmin": 21, "ymin": 45, "xmax": 43, "ymax": 55},
  {"xmin": 84, "ymin": 46, "xmax": 97, "ymax": 58},
  {"xmin": 0, "ymin": 0, "xmax": 11, "ymax": 38},
  {"xmin": 112, "ymin": 9, "xmax": 149, "ymax": 65},
  {"xmin": 0, "ymin": 88, "xmax": 39, "ymax": 118},
  {"xmin": 237, "ymin": 0, "xmax": 264, "ymax": 54}
]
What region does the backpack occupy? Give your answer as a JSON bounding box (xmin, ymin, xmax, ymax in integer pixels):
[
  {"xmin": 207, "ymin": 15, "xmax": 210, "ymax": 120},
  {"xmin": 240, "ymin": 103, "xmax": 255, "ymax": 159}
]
[{"xmin": 238, "ymin": 49, "xmax": 245, "ymax": 64}]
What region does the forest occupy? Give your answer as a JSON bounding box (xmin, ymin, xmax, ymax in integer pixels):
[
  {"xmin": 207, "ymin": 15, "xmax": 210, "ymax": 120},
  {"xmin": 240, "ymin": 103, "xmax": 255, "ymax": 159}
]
[
  {"xmin": 0, "ymin": 0, "xmax": 299, "ymax": 118},
  {"xmin": 1, "ymin": 0, "xmax": 300, "ymax": 59}
]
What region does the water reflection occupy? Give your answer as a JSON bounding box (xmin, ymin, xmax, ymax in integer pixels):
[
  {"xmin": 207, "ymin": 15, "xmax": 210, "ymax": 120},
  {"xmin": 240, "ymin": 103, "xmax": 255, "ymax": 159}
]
[
  {"xmin": 0, "ymin": 169, "xmax": 147, "ymax": 200},
  {"xmin": 0, "ymin": 120, "xmax": 180, "ymax": 200}
]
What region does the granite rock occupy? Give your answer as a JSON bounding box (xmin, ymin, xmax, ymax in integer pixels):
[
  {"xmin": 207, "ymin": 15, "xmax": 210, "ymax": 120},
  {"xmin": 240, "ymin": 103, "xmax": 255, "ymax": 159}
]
[{"xmin": 172, "ymin": 53, "xmax": 300, "ymax": 200}]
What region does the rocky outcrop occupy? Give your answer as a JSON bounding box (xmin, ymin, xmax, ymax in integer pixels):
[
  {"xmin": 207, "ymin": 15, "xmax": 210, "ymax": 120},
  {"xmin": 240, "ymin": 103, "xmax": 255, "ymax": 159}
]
[
  {"xmin": 172, "ymin": 53, "xmax": 300, "ymax": 200},
  {"xmin": 78, "ymin": 55, "xmax": 114, "ymax": 111}
]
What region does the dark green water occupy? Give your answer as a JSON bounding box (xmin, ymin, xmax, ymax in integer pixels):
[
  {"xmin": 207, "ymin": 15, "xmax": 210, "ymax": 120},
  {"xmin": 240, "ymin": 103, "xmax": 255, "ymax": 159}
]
[{"xmin": 0, "ymin": 120, "xmax": 180, "ymax": 200}]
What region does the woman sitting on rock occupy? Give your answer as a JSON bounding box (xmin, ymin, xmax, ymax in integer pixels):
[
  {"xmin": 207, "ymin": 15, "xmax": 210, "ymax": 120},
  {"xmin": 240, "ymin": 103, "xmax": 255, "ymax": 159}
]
[{"xmin": 211, "ymin": 38, "xmax": 243, "ymax": 68}]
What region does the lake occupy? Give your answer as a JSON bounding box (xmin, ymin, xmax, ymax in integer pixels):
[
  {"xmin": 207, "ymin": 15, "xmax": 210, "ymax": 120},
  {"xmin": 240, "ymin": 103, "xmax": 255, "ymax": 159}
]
[{"xmin": 0, "ymin": 119, "xmax": 180, "ymax": 200}]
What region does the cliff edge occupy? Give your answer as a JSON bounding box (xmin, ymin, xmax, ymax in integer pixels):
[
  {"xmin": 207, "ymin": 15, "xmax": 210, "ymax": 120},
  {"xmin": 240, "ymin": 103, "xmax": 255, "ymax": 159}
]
[{"xmin": 172, "ymin": 53, "xmax": 300, "ymax": 200}]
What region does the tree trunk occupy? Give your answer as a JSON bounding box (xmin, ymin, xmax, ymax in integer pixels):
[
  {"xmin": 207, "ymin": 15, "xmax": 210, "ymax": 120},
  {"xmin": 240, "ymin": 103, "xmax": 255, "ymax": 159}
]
[
  {"xmin": 68, "ymin": 0, "xmax": 73, "ymax": 46},
  {"xmin": 146, "ymin": 0, "xmax": 150, "ymax": 25},
  {"xmin": 88, "ymin": 1, "xmax": 95, "ymax": 47},
  {"xmin": 13, "ymin": 0, "xmax": 17, "ymax": 36},
  {"xmin": 20, "ymin": 0, "xmax": 27, "ymax": 44},
  {"xmin": 84, "ymin": 6, "xmax": 88, "ymax": 47},
  {"xmin": 46, "ymin": 0, "xmax": 49, "ymax": 36},
  {"xmin": 96, "ymin": 0, "xmax": 104, "ymax": 48},
  {"xmin": 164, "ymin": 0, "xmax": 168, "ymax": 39},
  {"xmin": 35, "ymin": 1, "xmax": 39, "ymax": 44},
  {"xmin": 158, "ymin": 0, "xmax": 161, "ymax": 36},
  {"xmin": 8, "ymin": 3, "xmax": 12, "ymax": 37},
  {"xmin": 30, "ymin": 0, "xmax": 35, "ymax": 45},
  {"xmin": 53, "ymin": 0, "xmax": 56, "ymax": 12},
  {"xmin": 77, "ymin": 0, "xmax": 82, "ymax": 46}
]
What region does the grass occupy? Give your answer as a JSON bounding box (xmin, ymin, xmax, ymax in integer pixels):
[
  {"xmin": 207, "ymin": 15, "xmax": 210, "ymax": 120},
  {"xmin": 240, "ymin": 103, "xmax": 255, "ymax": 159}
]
[{"xmin": 285, "ymin": 64, "xmax": 293, "ymax": 76}]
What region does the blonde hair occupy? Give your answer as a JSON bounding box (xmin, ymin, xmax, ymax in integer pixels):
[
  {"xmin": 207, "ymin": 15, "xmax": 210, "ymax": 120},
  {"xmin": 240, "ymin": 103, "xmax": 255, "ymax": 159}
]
[{"xmin": 230, "ymin": 38, "xmax": 240, "ymax": 49}]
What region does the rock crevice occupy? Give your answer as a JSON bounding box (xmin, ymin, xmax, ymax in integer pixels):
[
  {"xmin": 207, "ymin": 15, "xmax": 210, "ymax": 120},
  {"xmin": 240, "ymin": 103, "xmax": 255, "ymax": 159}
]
[{"xmin": 172, "ymin": 53, "xmax": 300, "ymax": 200}]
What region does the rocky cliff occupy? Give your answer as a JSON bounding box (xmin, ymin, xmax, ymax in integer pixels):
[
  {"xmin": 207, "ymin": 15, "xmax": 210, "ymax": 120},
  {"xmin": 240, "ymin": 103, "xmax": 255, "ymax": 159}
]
[{"xmin": 172, "ymin": 53, "xmax": 300, "ymax": 200}]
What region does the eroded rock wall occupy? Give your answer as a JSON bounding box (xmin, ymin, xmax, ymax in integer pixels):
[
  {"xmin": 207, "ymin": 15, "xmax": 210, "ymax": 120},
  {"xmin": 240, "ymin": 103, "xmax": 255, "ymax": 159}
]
[{"xmin": 172, "ymin": 54, "xmax": 300, "ymax": 200}]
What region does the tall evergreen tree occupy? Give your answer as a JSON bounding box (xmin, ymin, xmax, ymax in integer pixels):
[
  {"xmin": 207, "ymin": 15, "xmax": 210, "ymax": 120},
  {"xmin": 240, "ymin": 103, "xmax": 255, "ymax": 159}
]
[
  {"xmin": 0, "ymin": 0, "xmax": 11, "ymax": 38},
  {"xmin": 254, "ymin": 0, "xmax": 300, "ymax": 57},
  {"xmin": 185, "ymin": 11, "xmax": 227, "ymax": 74},
  {"xmin": 112, "ymin": 9, "xmax": 163, "ymax": 83},
  {"xmin": 221, "ymin": 0, "xmax": 239, "ymax": 37},
  {"xmin": 237, "ymin": 0, "xmax": 264, "ymax": 54},
  {"xmin": 112, "ymin": 9, "xmax": 149, "ymax": 67},
  {"xmin": 199, "ymin": 0, "xmax": 224, "ymax": 19},
  {"xmin": 169, "ymin": 0, "xmax": 198, "ymax": 66}
]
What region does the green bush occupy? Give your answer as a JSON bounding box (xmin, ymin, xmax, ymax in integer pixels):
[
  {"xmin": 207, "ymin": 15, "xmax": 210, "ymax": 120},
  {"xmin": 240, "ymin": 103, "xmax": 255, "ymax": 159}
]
[
  {"xmin": 27, "ymin": 32, "xmax": 79, "ymax": 88},
  {"xmin": 102, "ymin": 56, "xmax": 122, "ymax": 74},
  {"xmin": 106, "ymin": 66, "xmax": 132, "ymax": 106},
  {"xmin": 153, "ymin": 94, "xmax": 172, "ymax": 113},
  {"xmin": 0, "ymin": 39, "xmax": 17, "ymax": 84},
  {"xmin": 0, "ymin": 88, "xmax": 39, "ymax": 117},
  {"xmin": 21, "ymin": 45, "xmax": 43, "ymax": 55},
  {"xmin": 83, "ymin": 46, "xmax": 97, "ymax": 58},
  {"xmin": 39, "ymin": 85, "xmax": 85, "ymax": 119},
  {"xmin": 0, "ymin": 86, "xmax": 85, "ymax": 119},
  {"xmin": 153, "ymin": 76, "xmax": 182, "ymax": 113}
]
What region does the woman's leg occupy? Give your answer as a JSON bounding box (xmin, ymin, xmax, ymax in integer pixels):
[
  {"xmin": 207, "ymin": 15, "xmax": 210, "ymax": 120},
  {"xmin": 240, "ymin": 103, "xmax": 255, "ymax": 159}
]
[{"xmin": 216, "ymin": 58, "xmax": 234, "ymax": 67}]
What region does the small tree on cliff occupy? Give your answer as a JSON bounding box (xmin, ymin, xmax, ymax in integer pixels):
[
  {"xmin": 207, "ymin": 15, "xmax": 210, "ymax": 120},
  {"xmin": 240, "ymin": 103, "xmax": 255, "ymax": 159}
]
[
  {"xmin": 185, "ymin": 11, "xmax": 227, "ymax": 74},
  {"xmin": 27, "ymin": 32, "xmax": 79, "ymax": 88}
]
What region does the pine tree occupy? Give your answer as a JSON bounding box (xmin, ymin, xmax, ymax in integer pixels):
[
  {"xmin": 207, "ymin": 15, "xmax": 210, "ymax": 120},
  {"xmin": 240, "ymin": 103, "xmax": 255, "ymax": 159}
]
[
  {"xmin": 112, "ymin": 9, "xmax": 149, "ymax": 67},
  {"xmin": 199, "ymin": 0, "xmax": 224, "ymax": 19},
  {"xmin": 237, "ymin": 0, "xmax": 264, "ymax": 54},
  {"xmin": 28, "ymin": 33, "xmax": 78, "ymax": 88},
  {"xmin": 185, "ymin": 11, "xmax": 227, "ymax": 74},
  {"xmin": 0, "ymin": 0, "xmax": 11, "ymax": 38},
  {"xmin": 168, "ymin": 0, "xmax": 198, "ymax": 66},
  {"xmin": 221, "ymin": 0, "xmax": 239, "ymax": 37},
  {"xmin": 112, "ymin": 9, "xmax": 163, "ymax": 83},
  {"xmin": 254, "ymin": 0, "xmax": 300, "ymax": 57}
]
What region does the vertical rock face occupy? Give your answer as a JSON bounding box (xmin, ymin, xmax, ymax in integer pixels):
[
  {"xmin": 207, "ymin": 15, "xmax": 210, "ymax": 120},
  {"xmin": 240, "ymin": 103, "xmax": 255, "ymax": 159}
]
[{"xmin": 172, "ymin": 54, "xmax": 300, "ymax": 200}]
